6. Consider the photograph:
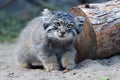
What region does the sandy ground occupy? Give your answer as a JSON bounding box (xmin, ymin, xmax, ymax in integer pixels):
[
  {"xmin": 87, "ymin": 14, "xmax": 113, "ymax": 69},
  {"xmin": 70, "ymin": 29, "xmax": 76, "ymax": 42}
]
[{"xmin": 0, "ymin": 43, "xmax": 120, "ymax": 80}]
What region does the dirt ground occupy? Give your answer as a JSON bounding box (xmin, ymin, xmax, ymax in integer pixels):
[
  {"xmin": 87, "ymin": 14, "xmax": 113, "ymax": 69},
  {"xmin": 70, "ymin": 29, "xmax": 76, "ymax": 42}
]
[{"xmin": 0, "ymin": 43, "xmax": 120, "ymax": 80}]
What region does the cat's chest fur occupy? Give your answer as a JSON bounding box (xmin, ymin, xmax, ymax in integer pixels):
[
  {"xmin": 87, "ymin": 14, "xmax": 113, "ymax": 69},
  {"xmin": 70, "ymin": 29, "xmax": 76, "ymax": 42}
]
[{"xmin": 43, "ymin": 41, "xmax": 70, "ymax": 54}]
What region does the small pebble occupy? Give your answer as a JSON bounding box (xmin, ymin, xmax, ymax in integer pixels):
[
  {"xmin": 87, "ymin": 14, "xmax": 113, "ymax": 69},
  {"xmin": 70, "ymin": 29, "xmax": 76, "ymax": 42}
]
[
  {"xmin": 73, "ymin": 73, "xmax": 76, "ymax": 75},
  {"xmin": 7, "ymin": 72, "xmax": 14, "ymax": 77}
]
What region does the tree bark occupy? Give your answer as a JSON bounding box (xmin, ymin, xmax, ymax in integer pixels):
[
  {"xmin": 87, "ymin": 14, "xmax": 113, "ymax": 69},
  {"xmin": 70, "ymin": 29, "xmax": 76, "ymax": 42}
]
[{"xmin": 70, "ymin": 0, "xmax": 120, "ymax": 63}]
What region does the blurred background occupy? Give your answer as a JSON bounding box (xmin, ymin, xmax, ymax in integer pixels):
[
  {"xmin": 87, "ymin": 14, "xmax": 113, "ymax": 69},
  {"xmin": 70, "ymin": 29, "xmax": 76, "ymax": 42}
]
[{"xmin": 0, "ymin": 0, "xmax": 110, "ymax": 43}]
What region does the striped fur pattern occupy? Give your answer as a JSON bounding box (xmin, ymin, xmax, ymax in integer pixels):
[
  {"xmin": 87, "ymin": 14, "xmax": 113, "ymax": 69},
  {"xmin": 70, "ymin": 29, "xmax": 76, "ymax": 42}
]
[{"xmin": 16, "ymin": 9, "xmax": 85, "ymax": 71}]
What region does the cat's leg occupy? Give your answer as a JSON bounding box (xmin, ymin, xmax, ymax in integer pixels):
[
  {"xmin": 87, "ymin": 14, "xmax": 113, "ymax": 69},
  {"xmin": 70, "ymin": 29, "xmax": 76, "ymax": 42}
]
[
  {"xmin": 38, "ymin": 52, "xmax": 60, "ymax": 71},
  {"xmin": 61, "ymin": 48, "xmax": 76, "ymax": 70},
  {"xmin": 16, "ymin": 47, "xmax": 32, "ymax": 68}
]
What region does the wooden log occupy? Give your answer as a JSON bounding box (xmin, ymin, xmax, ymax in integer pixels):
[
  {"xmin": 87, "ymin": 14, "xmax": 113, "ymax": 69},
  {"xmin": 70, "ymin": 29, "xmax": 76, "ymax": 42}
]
[
  {"xmin": 71, "ymin": 7, "xmax": 97, "ymax": 63},
  {"xmin": 70, "ymin": 0, "xmax": 120, "ymax": 63}
]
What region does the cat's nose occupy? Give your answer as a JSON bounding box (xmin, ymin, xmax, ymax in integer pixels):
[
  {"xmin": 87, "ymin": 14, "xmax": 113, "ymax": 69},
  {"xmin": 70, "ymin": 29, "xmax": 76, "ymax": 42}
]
[{"xmin": 60, "ymin": 31, "xmax": 66, "ymax": 35}]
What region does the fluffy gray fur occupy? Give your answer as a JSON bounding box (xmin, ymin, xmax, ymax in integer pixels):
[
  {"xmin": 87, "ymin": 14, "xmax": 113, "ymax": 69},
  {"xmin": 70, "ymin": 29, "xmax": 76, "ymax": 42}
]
[{"xmin": 16, "ymin": 9, "xmax": 85, "ymax": 71}]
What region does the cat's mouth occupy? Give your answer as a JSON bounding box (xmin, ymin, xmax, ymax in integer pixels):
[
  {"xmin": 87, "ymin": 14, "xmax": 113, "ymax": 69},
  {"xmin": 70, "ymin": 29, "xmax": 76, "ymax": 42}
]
[
  {"xmin": 58, "ymin": 31, "xmax": 66, "ymax": 38},
  {"xmin": 54, "ymin": 31, "xmax": 71, "ymax": 39},
  {"xmin": 58, "ymin": 33, "xmax": 67, "ymax": 38},
  {"xmin": 59, "ymin": 35, "xmax": 65, "ymax": 38}
]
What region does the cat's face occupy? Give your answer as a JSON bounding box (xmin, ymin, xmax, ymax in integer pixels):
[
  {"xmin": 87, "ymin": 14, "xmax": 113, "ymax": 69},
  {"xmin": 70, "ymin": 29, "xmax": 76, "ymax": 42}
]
[{"xmin": 43, "ymin": 11, "xmax": 85, "ymax": 43}]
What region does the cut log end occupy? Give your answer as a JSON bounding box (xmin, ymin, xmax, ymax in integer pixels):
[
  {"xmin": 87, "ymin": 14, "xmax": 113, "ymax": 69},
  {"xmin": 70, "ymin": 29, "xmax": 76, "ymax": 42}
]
[{"xmin": 70, "ymin": 0, "xmax": 120, "ymax": 63}]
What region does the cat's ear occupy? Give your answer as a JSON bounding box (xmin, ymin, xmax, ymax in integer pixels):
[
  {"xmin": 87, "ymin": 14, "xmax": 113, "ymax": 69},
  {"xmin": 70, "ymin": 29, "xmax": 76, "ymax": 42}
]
[
  {"xmin": 42, "ymin": 9, "xmax": 53, "ymax": 17},
  {"xmin": 42, "ymin": 9, "xmax": 55, "ymax": 23},
  {"xmin": 42, "ymin": 9, "xmax": 54, "ymax": 29},
  {"xmin": 74, "ymin": 16, "xmax": 85, "ymax": 34}
]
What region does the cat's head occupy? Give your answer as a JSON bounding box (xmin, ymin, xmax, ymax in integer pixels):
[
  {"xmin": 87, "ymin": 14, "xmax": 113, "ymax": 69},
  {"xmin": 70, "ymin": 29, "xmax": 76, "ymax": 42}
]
[{"xmin": 43, "ymin": 10, "xmax": 85, "ymax": 43}]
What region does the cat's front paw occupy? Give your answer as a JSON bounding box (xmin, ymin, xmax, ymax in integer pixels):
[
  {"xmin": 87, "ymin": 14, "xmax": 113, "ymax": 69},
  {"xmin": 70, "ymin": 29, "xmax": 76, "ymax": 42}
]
[
  {"xmin": 63, "ymin": 63, "xmax": 76, "ymax": 70},
  {"xmin": 44, "ymin": 63, "xmax": 60, "ymax": 72},
  {"xmin": 66, "ymin": 63, "xmax": 76, "ymax": 70}
]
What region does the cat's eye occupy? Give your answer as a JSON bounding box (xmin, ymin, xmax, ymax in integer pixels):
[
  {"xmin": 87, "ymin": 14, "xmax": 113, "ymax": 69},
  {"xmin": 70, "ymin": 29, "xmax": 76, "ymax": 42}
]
[
  {"xmin": 54, "ymin": 22, "xmax": 61, "ymax": 26},
  {"xmin": 67, "ymin": 23, "xmax": 73, "ymax": 28}
]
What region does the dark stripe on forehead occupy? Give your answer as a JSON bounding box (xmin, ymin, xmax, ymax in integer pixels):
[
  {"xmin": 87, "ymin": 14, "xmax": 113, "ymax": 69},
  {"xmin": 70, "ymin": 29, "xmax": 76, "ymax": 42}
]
[
  {"xmin": 52, "ymin": 11, "xmax": 74, "ymax": 19},
  {"xmin": 52, "ymin": 11, "xmax": 75, "ymax": 25}
]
